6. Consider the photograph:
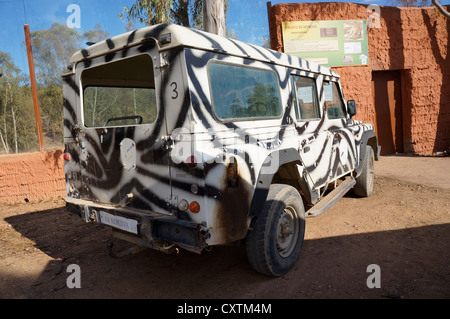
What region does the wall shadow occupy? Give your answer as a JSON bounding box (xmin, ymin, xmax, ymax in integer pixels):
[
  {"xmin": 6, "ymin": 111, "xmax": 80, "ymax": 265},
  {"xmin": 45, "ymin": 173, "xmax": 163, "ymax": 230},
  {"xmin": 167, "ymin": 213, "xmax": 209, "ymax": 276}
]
[
  {"xmin": 383, "ymin": 6, "xmax": 405, "ymax": 154},
  {"xmin": 44, "ymin": 148, "xmax": 63, "ymax": 168},
  {"xmin": 422, "ymin": 9, "xmax": 450, "ymax": 154},
  {"xmin": 2, "ymin": 206, "xmax": 449, "ymax": 299}
]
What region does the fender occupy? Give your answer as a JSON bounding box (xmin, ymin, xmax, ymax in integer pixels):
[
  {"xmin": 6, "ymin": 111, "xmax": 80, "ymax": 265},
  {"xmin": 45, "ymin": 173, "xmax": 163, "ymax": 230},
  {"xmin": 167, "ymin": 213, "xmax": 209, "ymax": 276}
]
[
  {"xmin": 247, "ymin": 148, "xmax": 308, "ymax": 229},
  {"xmin": 355, "ymin": 130, "xmax": 381, "ymax": 177}
]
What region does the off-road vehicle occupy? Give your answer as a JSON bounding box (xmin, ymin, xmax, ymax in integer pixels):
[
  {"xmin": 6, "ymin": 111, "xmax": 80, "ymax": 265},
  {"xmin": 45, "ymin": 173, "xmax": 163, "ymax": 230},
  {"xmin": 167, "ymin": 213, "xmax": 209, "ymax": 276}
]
[{"xmin": 63, "ymin": 23, "xmax": 380, "ymax": 276}]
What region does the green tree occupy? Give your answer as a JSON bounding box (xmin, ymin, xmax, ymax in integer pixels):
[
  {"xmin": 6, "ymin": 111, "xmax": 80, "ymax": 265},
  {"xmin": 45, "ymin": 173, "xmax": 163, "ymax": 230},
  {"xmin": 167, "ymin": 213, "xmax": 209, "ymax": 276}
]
[
  {"xmin": 30, "ymin": 22, "xmax": 82, "ymax": 86},
  {"xmin": 83, "ymin": 23, "xmax": 111, "ymax": 44},
  {"xmin": 29, "ymin": 23, "xmax": 110, "ymax": 147},
  {"xmin": 120, "ymin": 0, "xmax": 203, "ymax": 28},
  {"xmin": 119, "ymin": 0, "xmax": 236, "ymax": 37},
  {"xmin": 0, "ymin": 51, "xmax": 38, "ymax": 153},
  {"xmin": 246, "ymin": 83, "xmax": 279, "ymax": 117},
  {"xmin": 30, "ymin": 22, "xmax": 110, "ymax": 86},
  {"xmin": 124, "ymin": 21, "xmax": 138, "ymax": 32},
  {"xmin": 262, "ymin": 35, "xmax": 271, "ymax": 49},
  {"xmin": 229, "ymin": 98, "xmax": 241, "ymax": 118},
  {"xmin": 391, "ymin": 0, "xmax": 431, "ymax": 6}
]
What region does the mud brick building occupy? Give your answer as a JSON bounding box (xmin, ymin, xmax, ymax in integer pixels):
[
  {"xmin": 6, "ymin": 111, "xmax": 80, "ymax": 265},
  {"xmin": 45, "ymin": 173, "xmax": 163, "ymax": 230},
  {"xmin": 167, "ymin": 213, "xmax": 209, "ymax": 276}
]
[{"xmin": 267, "ymin": 2, "xmax": 450, "ymax": 155}]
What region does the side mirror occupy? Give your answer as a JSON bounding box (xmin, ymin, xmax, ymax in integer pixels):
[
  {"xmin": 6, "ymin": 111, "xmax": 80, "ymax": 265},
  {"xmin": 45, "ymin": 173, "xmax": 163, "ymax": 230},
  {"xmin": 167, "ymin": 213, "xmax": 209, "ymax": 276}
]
[{"xmin": 347, "ymin": 100, "xmax": 357, "ymax": 118}]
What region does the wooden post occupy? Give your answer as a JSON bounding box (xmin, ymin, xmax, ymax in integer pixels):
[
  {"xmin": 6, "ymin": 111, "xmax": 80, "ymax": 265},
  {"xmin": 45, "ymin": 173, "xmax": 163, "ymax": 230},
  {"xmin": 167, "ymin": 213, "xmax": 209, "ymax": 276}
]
[
  {"xmin": 203, "ymin": 0, "xmax": 226, "ymax": 36},
  {"xmin": 266, "ymin": 1, "xmax": 273, "ymax": 50},
  {"xmin": 24, "ymin": 24, "xmax": 44, "ymax": 152}
]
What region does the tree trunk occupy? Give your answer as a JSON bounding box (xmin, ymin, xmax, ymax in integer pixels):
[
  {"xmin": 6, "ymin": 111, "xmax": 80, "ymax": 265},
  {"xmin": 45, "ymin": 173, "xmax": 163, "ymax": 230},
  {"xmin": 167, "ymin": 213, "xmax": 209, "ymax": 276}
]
[
  {"xmin": 203, "ymin": 0, "xmax": 226, "ymax": 36},
  {"xmin": 6, "ymin": 81, "xmax": 18, "ymax": 153},
  {"xmin": 180, "ymin": 0, "xmax": 190, "ymax": 27},
  {"xmin": 0, "ymin": 130, "xmax": 8, "ymax": 154},
  {"xmin": 92, "ymin": 87, "xmax": 98, "ymax": 125},
  {"xmin": 2, "ymin": 84, "xmax": 10, "ymax": 154},
  {"xmin": 11, "ymin": 103, "xmax": 18, "ymax": 153}
]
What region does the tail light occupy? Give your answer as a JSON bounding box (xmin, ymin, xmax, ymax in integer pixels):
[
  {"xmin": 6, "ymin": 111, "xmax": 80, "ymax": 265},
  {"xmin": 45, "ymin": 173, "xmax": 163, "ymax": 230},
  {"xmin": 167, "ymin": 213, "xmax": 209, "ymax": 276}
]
[
  {"xmin": 189, "ymin": 201, "xmax": 200, "ymax": 214},
  {"xmin": 185, "ymin": 155, "xmax": 196, "ymax": 168}
]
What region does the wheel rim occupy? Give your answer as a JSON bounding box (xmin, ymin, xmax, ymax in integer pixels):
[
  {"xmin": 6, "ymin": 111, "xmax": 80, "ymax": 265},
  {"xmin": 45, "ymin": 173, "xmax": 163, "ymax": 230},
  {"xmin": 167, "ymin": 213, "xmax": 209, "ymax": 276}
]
[{"xmin": 276, "ymin": 205, "xmax": 299, "ymax": 258}]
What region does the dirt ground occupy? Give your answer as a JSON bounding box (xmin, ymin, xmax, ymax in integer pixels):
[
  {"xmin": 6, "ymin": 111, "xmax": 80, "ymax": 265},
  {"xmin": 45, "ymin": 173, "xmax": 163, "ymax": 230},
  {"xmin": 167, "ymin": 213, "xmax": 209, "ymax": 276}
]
[{"xmin": 0, "ymin": 155, "xmax": 449, "ymax": 299}]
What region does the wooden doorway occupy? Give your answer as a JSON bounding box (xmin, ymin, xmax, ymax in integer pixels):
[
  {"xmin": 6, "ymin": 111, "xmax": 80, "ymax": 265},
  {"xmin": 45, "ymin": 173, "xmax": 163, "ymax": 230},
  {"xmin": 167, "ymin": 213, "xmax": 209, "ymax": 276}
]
[{"xmin": 372, "ymin": 71, "xmax": 404, "ymax": 154}]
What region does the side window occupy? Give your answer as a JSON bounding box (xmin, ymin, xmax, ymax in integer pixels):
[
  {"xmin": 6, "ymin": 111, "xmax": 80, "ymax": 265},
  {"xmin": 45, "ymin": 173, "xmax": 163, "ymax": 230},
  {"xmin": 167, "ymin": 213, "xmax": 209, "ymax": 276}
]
[
  {"xmin": 324, "ymin": 81, "xmax": 346, "ymax": 119},
  {"xmin": 292, "ymin": 75, "xmax": 320, "ymax": 120},
  {"xmin": 209, "ymin": 62, "xmax": 282, "ymax": 120}
]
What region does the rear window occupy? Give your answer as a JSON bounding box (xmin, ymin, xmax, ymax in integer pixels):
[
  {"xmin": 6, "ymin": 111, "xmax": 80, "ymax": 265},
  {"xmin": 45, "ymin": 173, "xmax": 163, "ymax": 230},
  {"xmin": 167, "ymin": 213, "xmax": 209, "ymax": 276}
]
[
  {"xmin": 83, "ymin": 87, "xmax": 157, "ymax": 127},
  {"xmin": 208, "ymin": 62, "xmax": 282, "ymax": 120},
  {"xmin": 82, "ymin": 54, "xmax": 157, "ymax": 127}
]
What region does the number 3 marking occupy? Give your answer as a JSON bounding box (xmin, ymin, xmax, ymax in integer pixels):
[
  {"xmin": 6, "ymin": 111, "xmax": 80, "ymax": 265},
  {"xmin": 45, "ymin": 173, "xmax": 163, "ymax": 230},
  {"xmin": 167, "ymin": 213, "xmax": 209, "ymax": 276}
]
[{"xmin": 170, "ymin": 82, "xmax": 178, "ymax": 99}]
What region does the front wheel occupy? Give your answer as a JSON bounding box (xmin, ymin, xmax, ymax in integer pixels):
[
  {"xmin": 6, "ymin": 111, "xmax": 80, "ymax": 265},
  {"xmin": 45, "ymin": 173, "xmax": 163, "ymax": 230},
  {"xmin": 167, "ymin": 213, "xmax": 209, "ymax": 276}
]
[
  {"xmin": 245, "ymin": 184, "xmax": 305, "ymax": 276},
  {"xmin": 354, "ymin": 145, "xmax": 375, "ymax": 197}
]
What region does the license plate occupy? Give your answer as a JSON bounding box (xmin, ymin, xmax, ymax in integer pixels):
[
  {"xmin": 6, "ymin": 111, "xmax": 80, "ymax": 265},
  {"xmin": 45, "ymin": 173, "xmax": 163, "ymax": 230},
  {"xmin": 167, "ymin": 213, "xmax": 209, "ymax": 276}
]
[{"xmin": 99, "ymin": 211, "xmax": 138, "ymax": 234}]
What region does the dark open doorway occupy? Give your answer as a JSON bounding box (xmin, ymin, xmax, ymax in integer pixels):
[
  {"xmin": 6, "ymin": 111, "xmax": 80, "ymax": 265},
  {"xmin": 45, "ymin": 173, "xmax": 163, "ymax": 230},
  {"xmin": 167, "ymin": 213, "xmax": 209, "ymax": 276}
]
[{"xmin": 371, "ymin": 70, "xmax": 404, "ymax": 155}]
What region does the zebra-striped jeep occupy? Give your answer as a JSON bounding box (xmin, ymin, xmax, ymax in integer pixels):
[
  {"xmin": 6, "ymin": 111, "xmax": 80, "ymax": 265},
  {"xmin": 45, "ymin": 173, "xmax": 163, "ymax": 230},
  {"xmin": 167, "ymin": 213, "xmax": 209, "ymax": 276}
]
[{"xmin": 63, "ymin": 24, "xmax": 380, "ymax": 276}]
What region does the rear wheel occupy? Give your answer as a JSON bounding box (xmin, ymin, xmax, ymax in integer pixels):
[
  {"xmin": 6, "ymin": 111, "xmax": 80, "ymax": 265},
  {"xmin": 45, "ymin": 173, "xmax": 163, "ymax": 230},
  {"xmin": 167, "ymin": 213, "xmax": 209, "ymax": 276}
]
[
  {"xmin": 354, "ymin": 145, "xmax": 375, "ymax": 197},
  {"xmin": 245, "ymin": 184, "xmax": 305, "ymax": 276}
]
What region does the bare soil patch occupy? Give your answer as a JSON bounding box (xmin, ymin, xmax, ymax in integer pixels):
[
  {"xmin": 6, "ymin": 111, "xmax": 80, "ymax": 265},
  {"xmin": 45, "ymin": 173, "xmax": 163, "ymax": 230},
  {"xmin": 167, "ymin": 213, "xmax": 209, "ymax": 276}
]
[{"xmin": 0, "ymin": 159, "xmax": 449, "ymax": 299}]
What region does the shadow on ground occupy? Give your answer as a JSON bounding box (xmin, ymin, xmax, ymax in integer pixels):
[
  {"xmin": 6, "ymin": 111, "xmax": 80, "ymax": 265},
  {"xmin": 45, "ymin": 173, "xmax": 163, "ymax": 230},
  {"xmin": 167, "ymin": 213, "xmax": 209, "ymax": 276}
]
[{"xmin": 3, "ymin": 205, "xmax": 449, "ymax": 299}]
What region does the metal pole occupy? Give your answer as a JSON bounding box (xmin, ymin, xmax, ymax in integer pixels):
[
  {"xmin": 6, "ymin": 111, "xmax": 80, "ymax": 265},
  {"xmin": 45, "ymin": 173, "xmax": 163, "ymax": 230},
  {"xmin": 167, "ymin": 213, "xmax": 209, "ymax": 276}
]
[
  {"xmin": 24, "ymin": 24, "xmax": 44, "ymax": 152},
  {"xmin": 433, "ymin": 0, "xmax": 450, "ymax": 18},
  {"xmin": 266, "ymin": 2, "xmax": 273, "ymax": 50}
]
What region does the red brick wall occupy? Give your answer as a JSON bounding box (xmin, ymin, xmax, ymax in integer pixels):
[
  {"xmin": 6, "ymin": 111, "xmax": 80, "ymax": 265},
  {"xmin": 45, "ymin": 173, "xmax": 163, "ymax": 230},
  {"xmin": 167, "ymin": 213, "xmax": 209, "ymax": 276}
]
[
  {"xmin": 0, "ymin": 150, "xmax": 65, "ymax": 204},
  {"xmin": 268, "ymin": 3, "xmax": 450, "ymax": 155}
]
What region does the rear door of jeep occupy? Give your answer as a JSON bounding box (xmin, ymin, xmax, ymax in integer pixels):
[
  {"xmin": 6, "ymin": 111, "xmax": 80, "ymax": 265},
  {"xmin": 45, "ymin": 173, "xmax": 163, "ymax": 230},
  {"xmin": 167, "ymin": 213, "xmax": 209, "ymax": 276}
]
[{"xmin": 72, "ymin": 40, "xmax": 173, "ymax": 215}]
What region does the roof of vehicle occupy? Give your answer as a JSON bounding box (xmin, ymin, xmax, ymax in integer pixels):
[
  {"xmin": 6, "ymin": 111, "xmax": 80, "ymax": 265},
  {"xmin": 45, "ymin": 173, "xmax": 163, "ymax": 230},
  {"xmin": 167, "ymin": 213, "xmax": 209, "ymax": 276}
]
[{"xmin": 68, "ymin": 23, "xmax": 339, "ymax": 77}]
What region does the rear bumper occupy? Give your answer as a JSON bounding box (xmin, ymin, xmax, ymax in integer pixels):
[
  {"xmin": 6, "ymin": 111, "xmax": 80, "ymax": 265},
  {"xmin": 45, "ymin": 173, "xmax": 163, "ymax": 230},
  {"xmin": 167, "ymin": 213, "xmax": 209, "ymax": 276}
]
[{"xmin": 63, "ymin": 197, "xmax": 209, "ymax": 253}]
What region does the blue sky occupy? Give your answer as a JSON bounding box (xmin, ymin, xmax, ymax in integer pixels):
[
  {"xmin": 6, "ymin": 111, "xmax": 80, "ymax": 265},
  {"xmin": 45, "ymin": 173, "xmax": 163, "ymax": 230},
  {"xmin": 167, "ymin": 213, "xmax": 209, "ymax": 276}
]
[{"xmin": 0, "ymin": 0, "xmax": 431, "ymax": 76}]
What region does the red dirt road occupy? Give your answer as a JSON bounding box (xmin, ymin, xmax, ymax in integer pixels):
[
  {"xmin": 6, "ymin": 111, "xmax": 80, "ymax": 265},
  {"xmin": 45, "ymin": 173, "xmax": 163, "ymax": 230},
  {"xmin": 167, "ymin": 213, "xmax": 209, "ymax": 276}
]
[{"xmin": 0, "ymin": 155, "xmax": 449, "ymax": 299}]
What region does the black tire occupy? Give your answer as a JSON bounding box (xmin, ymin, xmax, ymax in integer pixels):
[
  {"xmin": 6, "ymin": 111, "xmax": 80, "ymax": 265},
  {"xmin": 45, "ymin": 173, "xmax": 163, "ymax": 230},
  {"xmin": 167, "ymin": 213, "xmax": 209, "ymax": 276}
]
[
  {"xmin": 245, "ymin": 184, "xmax": 305, "ymax": 277},
  {"xmin": 354, "ymin": 145, "xmax": 375, "ymax": 197}
]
